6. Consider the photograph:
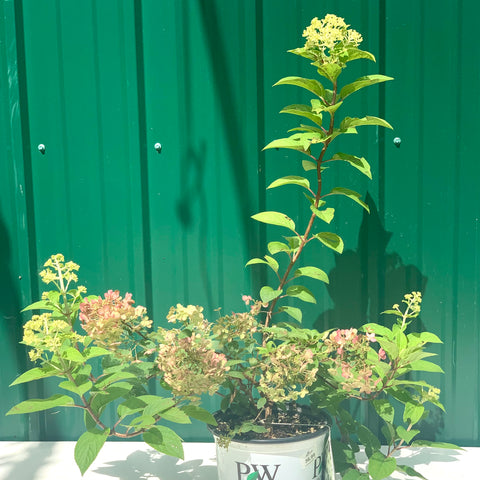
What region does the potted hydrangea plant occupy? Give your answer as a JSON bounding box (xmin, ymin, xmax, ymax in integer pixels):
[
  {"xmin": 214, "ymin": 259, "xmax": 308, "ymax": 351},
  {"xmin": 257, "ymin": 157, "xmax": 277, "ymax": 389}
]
[{"xmin": 7, "ymin": 14, "xmax": 453, "ymax": 480}]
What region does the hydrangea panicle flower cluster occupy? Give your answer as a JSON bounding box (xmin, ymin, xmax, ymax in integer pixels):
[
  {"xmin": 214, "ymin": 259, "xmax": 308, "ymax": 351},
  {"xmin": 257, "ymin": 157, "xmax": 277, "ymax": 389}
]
[
  {"xmin": 22, "ymin": 313, "xmax": 84, "ymax": 361},
  {"xmin": 79, "ymin": 290, "xmax": 152, "ymax": 359},
  {"xmin": 302, "ymin": 14, "xmax": 363, "ymax": 65},
  {"xmin": 157, "ymin": 304, "xmax": 229, "ymax": 398},
  {"xmin": 258, "ymin": 343, "xmax": 318, "ymax": 403},
  {"xmin": 324, "ymin": 327, "xmax": 385, "ymax": 395}
]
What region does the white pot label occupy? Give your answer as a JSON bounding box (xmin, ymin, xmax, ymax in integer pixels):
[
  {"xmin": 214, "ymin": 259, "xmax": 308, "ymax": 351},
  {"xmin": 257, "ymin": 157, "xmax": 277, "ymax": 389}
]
[{"xmin": 215, "ymin": 433, "xmax": 335, "ymax": 480}]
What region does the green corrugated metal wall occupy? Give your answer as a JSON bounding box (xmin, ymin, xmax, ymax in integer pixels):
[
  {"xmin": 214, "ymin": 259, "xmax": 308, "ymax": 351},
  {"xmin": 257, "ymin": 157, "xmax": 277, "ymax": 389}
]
[{"xmin": 1, "ymin": 0, "xmax": 479, "ymax": 446}]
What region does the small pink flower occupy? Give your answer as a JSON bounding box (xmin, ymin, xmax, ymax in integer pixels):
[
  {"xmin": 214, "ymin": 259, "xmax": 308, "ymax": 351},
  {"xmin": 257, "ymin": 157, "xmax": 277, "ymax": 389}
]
[
  {"xmin": 242, "ymin": 295, "xmax": 253, "ymax": 305},
  {"xmin": 378, "ymin": 348, "xmax": 387, "ymax": 360},
  {"xmin": 366, "ymin": 331, "xmax": 377, "ymax": 343},
  {"xmin": 341, "ymin": 363, "xmax": 351, "ymax": 379}
]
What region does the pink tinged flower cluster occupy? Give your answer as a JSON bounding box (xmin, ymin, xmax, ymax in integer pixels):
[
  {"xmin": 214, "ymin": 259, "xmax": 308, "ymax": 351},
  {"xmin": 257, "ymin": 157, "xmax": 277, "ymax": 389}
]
[
  {"xmin": 324, "ymin": 328, "xmax": 386, "ymax": 395},
  {"xmin": 157, "ymin": 331, "xmax": 229, "ymax": 398},
  {"xmin": 79, "ymin": 290, "xmax": 152, "ymax": 356},
  {"xmin": 258, "ymin": 344, "xmax": 318, "ymax": 403}
]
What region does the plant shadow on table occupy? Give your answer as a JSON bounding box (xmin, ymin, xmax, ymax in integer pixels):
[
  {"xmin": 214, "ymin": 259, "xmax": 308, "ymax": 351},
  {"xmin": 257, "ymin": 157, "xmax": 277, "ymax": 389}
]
[
  {"xmin": 0, "ymin": 443, "xmax": 57, "ymax": 480},
  {"xmin": 94, "ymin": 449, "xmax": 218, "ymax": 480}
]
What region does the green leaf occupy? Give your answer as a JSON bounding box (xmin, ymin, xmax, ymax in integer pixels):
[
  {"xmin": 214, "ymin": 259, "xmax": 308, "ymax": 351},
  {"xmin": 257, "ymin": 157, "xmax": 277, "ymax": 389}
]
[
  {"xmin": 327, "ymin": 188, "xmax": 369, "ymax": 212},
  {"xmin": 357, "ymin": 424, "xmax": 381, "ymax": 452},
  {"xmin": 315, "ymin": 232, "xmax": 344, "ymax": 253},
  {"xmin": 341, "ymin": 116, "xmax": 393, "ymax": 130},
  {"xmin": 143, "ymin": 426, "xmax": 184, "ymax": 459},
  {"xmin": 286, "ymin": 285, "xmax": 316, "ymax": 304},
  {"xmin": 260, "ymin": 286, "xmax": 282, "ymax": 304},
  {"xmin": 129, "ymin": 414, "xmax": 156, "ymax": 430},
  {"xmin": 59, "ymin": 379, "xmax": 92, "ymax": 397},
  {"xmin": 381, "ymin": 424, "xmax": 396, "ymax": 444},
  {"xmin": 396, "ymin": 425, "xmax": 420, "ymax": 443},
  {"xmin": 362, "ymin": 323, "xmax": 394, "ymax": 340},
  {"xmin": 280, "ymin": 104, "xmax": 324, "ymax": 127},
  {"xmin": 302, "ymin": 160, "xmax": 317, "ymax": 171},
  {"xmin": 395, "ymin": 464, "xmax": 428, "ymax": 480},
  {"xmin": 329, "ymin": 152, "xmax": 372, "ymax": 179},
  {"xmin": 251, "ymin": 211, "xmax": 296, "ymax": 232},
  {"xmin": 274, "ymin": 76, "xmax": 326, "ymax": 98},
  {"xmin": 267, "ymin": 241, "xmax": 290, "ymax": 255},
  {"xmin": 264, "ymin": 133, "xmax": 316, "ymax": 153},
  {"xmin": 315, "ymin": 99, "xmax": 343, "ymax": 114},
  {"xmin": 60, "ymin": 347, "xmax": 85, "ymax": 363},
  {"xmin": 368, "ymin": 451, "xmax": 397, "ymax": 480},
  {"xmin": 315, "ymin": 62, "xmax": 342, "ymax": 82},
  {"xmin": 344, "ymin": 47, "xmax": 376, "ymax": 63},
  {"xmin": 247, "ymin": 472, "xmax": 259, "ymax": 480},
  {"xmin": 264, "ymin": 255, "xmax": 279, "ymax": 273},
  {"xmin": 117, "ymin": 397, "xmax": 146, "ymax": 419},
  {"xmin": 372, "ymin": 399, "xmax": 394, "ymax": 424},
  {"xmin": 387, "ymin": 386, "xmax": 415, "ymax": 404},
  {"xmin": 310, "ymin": 205, "xmax": 335, "ymax": 224},
  {"xmin": 392, "ymin": 380, "xmax": 433, "ymax": 389},
  {"xmin": 278, "ymin": 306, "xmax": 302, "ymax": 323},
  {"xmin": 293, "ymin": 266, "xmax": 329, "ymax": 283},
  {"xmin": 83, "ymin": 346, "xmax": 111, "ymax": 360},
  {"xmin": 377, "ymin": 338, "xmax": 399, "ymax": 358},
  {"xmin": 161, "ymin": 407, "xmax": 191, "ymax": 425},
  {"xmin": 141, "ymin": 397, "xmax": 175, "ymax": 418},
  {"xmin": 267, "ymin": 175, "xmax": 311, "ymax": 190},
  {"xmin": 93, "ymin": 371, "xmax": 137, "ymax": 389},
  {"xmin": 407, "ymin": 360, "xmax": 444, "ymax": 373},
  {"xmin": 409, "ymin": 331, "xmax": 443, "ymax": 344},
  {"xmin": 181, "ymin": 405, "xmax": 217, "ymax": 426},
  {"xmin": 246, "ymin": 256, "xmax": 279, "ymax": 273},
  {"xmin": 6, "ymin": 394, "xmax": 75, "ymax": 415},
  {"xmin": 331, "ymin": 438, "xmax": 356, "ymax": 469},
  {"xmin": 9, "ymin": 366, "xmax": 58, "ymax": 386},
  {"xmin": 284, "ymin": 235, "xmax": 302, "ymax": 251},
  {"xmin": 403, "ymin": 402, "xmax": 425, "ymax": 424},
  {"xmin": 411, "ymin": 440, "xmax": 462, "ymax": 449},
  {"xmin": 74, "ymin": 428, "xmax": 109, "ymax": 476},
  {"xmin": 340, "ymin": 75, "xmax": 394, "ymax": 100},
  {"xmin": 238, "ymin": 422, "xmax": 268, "ymax": 434},
  {"xmin": 342, "ymin": 469, "xmax": 370, "ymax": 480},
  {"xmin": 21, "ymin": 300, "xmax": 53, "ymax": 312},
  {"xmin": 89, "ymin": 383, "xmax": 134, "ymax": 416}
]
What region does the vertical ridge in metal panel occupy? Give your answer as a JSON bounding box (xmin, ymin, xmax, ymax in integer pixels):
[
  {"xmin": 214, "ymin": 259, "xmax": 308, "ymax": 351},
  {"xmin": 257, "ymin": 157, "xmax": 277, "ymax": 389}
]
[
  {"xmin": 91, "ymin": 0, "xmax": 108, "ymax": 284},
  {"xmin": 54, "ymin": 0, "xmax": 73, "ymax": 254},
  {"xmin": 133, "ymin": 0, "xmax": 154, "ymax": 316},
  {"xmin": 451, "ymin": 0, "xmax": 464, "ymax": 405}
]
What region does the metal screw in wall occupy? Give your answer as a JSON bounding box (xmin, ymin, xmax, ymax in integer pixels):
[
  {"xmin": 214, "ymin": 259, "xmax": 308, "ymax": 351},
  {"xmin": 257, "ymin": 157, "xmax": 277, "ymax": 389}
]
[
  {"xmin": 393, "ymin": 137, "xmax": 402, "ymax": 148},
  {"xmin": 38, "ymin": 144, "xmax": 46, "ymax": 154},
  {"xmin": 154, "ymin": 142, "xmax": 162, "ymax": 153}
]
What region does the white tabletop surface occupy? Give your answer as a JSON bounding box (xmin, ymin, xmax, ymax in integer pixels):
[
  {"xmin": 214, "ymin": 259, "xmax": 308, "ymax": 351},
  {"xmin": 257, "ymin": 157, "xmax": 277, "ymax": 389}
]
[{"xmin": 0, "ymin": 441, "xmax": 477, "ymax": 480}]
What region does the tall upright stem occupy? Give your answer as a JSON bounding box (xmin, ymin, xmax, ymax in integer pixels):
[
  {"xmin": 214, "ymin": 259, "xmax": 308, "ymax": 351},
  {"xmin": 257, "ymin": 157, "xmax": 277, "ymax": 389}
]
[{"xmin": 264, "ymin": 80, "xmax": 338, "ymax": 328}]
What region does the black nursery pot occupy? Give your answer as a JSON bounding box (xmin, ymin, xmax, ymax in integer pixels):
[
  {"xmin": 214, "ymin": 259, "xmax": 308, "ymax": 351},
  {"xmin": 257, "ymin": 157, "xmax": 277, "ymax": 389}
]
[{"xmin": 208, "ymin": 407, "xmax": 335, "ymax": 480}]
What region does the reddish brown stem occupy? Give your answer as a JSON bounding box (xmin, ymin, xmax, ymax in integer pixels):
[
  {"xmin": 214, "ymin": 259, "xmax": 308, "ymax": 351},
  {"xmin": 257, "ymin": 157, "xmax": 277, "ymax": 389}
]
[{"xmin": 264, "ymin": 79, "xmax": 338, "ymax": 329}]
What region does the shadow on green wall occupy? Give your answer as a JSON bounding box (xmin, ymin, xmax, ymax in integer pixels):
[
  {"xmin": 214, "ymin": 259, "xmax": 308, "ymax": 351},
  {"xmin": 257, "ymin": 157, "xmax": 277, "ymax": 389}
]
[
  {"xmin": 0, "ymin": 208, "xmax": 29, "ymax": 438},
  {"xmin": 314, "ymin": 193, "xmax": 445, "ymax": 442},
  {"xmin": 0, "ymin": 210, "xmax": 26, "ymax": 378},
  {"xmin": 314, "ymin": 193, "xmax": 427, "ymax": 332}
]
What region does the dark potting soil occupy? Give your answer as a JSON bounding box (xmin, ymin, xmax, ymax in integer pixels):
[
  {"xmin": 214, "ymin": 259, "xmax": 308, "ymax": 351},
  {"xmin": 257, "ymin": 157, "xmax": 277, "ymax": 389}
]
[{"xmin": 212, "ymin": 406, "xmax": 330, "ymax": 441}]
